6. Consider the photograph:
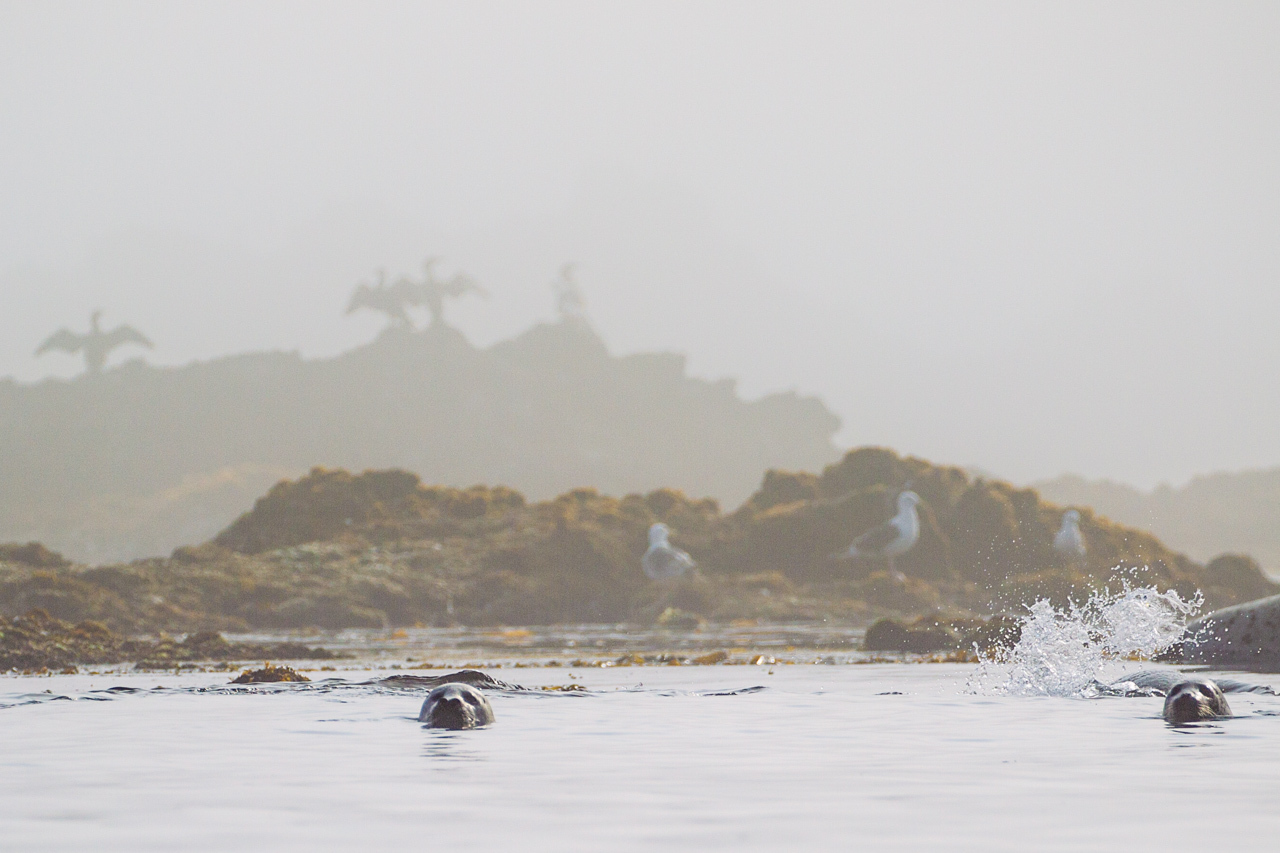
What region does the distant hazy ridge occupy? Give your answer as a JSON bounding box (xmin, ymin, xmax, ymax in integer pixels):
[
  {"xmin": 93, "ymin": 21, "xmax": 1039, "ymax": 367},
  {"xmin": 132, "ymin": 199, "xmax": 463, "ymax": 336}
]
[
  {"xmin": 1034, "ymin": 471, "xmax": 1280, "ymax": 573},
  {"xmin": 0, "ymin": 321, "xmax": 839, "ymax": 563}
]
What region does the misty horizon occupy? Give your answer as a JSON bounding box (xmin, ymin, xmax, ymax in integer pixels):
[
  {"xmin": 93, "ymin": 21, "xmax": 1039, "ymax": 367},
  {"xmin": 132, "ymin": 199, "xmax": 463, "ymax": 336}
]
[{"xmin": 4, "ymin": 2, "xmax": 1278, "ymax": 489}]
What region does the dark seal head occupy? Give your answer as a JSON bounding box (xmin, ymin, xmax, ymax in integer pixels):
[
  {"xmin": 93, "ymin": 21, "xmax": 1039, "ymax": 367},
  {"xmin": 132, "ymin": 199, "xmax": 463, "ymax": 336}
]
[
  {"xmin": 1163, "ymin": 678, "xmax": 1231, "ymax": 724},
  {"xmin": 419, "ymin": 683, "xmax": 495, "ymax": 729}
]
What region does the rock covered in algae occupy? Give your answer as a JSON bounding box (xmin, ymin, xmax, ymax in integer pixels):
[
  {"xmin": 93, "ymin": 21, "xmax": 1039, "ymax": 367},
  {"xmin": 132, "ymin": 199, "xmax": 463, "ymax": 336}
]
[
  {"xmin": 0, "ymin": 608, "xmax": 337, "ymax": 672},
  {"xmin": 231, "ymin": 663, "xmax": 310, "ymax": 684},
  {"xmin": 957, "ymin": 614, "xmax": 1022, "ymax": 655},
  {"xmin": 865, "ymin": 617, "xmax": 956, "ymax": 653},
  {"xmin": 7, "ymin": 446, "xmax": 1273, "ymax": 635},
  {"xmin": 0, "ymin": 542, "xmax": 70, "ymax": 568},
  {"xmin": 865, "ymin": 613, "xmax": 1022, "ymax": 654},
  {"xmin": 656, "ymin": 606, "xmax": 704, "ymax": 630}
]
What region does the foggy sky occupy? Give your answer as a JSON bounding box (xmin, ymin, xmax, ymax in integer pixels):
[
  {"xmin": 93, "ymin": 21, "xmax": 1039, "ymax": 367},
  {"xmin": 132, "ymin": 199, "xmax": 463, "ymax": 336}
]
[{"xmin": 3, "ymin": 1, "xmax": 1278, "ymax": 488}]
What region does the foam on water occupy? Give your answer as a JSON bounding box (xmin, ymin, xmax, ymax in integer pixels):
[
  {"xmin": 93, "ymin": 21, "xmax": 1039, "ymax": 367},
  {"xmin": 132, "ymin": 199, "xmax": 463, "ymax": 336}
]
[{"xmin": 969, "ymin": 576, "xmax": 1202, "ymax": 698}]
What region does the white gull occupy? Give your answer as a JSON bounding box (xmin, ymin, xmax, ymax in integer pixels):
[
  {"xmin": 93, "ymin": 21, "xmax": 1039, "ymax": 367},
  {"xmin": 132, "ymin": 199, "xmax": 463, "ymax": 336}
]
[
  {"xmin": 1053, "ymin": 509, "xmax": 1087, "ymax": 562},
  {"xmin": 642, "ymin": 523, "xmax": 696, "ymax": 581},
  {"xmin": 843, "ymin": 491, "xmax": 922, "ymax": 575}
]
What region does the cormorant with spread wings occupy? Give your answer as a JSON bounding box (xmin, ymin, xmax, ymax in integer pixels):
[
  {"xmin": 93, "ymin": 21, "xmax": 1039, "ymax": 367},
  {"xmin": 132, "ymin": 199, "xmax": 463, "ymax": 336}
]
[
  {"xmin": 346, "ymin": 258, "xmax": 485, "ymax": 329},
  {"xmin": 416, "ymin": 257, "xmax": 486, "ymax": 327},
  {"xmin": 346, "ymin": 269, "xmax": 419, "ymax": 328},
  {"xmin": 35, "ymin": 310, "xmax": 153, "ymax": 374}
]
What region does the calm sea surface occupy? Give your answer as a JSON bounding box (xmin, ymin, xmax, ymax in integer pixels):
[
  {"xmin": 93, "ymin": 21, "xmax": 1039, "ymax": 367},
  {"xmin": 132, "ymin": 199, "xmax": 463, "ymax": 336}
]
[{"xmin": 3, "ymin": 626, "xmax": 1280, "ymax": 851}]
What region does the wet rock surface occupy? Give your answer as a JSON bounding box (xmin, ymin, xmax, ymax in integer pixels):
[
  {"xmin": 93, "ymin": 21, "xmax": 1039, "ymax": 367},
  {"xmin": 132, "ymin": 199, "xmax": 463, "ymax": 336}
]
[
  {"xmin": 865, "ymin": 613, "xmax": 1022, "ymax": 654},
  {"xmin": 0, "ymin": 608, "xmax": 337, "ymax": 672},
  {"xmin": 231, "ymin": 664, "xmax": 311, "ymax": 684},
  {"xmin": 1163, "ymin": 593, "xmax": 1280, "ymax": 670}
]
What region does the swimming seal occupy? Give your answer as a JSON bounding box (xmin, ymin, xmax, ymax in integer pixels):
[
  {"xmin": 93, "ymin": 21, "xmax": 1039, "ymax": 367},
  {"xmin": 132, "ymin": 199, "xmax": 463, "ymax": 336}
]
[
  {"xmin": 1163, "ymin": 679, "xmax": 1231, "ymax": 724},
  {"xmin": 1109, "ymin": 669, "xmax": 1275, "ymax": 696},
  {"xmin": 418, "ymin": 683, "xmax": 495, "ymax": 729},
  {"xmin": 378, "ymin": 669, "xmax": 522, "ymax": 691},
  {"xmin": 1104, "ymin": 670, "xmax": 1271, "ymax": 724}
]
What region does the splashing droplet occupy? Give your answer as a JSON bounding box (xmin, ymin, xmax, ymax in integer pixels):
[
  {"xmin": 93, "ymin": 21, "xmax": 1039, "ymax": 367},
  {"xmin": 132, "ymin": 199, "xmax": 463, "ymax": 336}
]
[{"xmin": 968, "ymin": 579, "xmax": 1202, "ymax": 698}]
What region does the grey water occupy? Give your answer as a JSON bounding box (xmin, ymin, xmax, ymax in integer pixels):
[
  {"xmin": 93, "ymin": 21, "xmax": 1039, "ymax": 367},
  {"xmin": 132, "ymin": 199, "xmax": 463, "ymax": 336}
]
[{"xmin": 3, "ymin": 660, "xmax": 1280, "ymax": 852}]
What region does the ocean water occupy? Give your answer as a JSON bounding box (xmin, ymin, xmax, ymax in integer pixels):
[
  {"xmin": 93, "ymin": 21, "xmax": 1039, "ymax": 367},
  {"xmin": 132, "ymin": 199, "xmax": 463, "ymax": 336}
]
[{"xmin": 4, "ymin": 595, "xmax": 1280, "ymax": 851}]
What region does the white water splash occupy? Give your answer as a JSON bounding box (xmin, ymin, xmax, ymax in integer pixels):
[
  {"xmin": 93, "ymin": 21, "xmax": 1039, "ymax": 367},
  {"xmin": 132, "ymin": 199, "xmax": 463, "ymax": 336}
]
[{"xmin": 968, "ymin": 580, "xmax": 1202, "ymax": 698}]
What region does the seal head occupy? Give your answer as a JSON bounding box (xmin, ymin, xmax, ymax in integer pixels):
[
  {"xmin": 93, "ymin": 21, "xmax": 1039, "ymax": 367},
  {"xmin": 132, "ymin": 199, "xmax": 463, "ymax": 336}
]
[
  {"xmin": 1163, "ymin": 678, "xmax": 1231, "ymax": 724},
  {"xmin": 419, "ymin": 683, "xmax": 496, "ymax": 729}
]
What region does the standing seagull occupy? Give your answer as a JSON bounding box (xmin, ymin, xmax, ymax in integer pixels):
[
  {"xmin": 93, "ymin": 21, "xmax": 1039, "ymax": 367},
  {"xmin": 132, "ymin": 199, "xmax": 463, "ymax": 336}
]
[
  {"xmin": 643, "ymin": 523, "xmax": 696, "ymax": 581},
  {"xmin": 1053, "ymin": 509, "xmax": 1087, "ymax": 563},
  {"xmin": 35, "ymin": 310, "xmax": 153, "ymax": 375},
  {"xmin": 842, "ymin": 491, "xmax": 922, "ymax": 575}
]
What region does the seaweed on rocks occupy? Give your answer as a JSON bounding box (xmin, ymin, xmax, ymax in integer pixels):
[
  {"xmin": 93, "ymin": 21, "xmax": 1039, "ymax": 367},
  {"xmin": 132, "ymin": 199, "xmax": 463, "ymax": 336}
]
[
  {"xmin": 2, "ymin": 447, "xmax": 1271, "ymax": 633},
  {"xmin": 231, "ymin": 663, "xmax": 310, "ymax": 684},
  {"xmin": 865, "ymin": 613, "xmax": 1022, "ymax": 655},
  {"xmin": 0, "ymin": 608, "xmax": 336, "ymax": 672},
  {"xmin": 0, "ymin": 542, "xmax": 70, "ymax": 568}
]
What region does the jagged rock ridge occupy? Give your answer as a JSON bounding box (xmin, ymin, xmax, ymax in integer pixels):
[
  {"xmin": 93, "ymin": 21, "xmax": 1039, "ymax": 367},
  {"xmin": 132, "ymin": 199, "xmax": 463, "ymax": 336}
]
[{"xmin": 2, "ymin": 448, "xmax": 1272, "ymax": 633}]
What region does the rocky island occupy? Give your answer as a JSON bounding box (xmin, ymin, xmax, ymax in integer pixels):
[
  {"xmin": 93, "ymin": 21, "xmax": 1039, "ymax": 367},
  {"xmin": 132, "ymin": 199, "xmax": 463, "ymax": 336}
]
[
  {"xmin": 0, "ymin": 320, "xmax": 840, "ymax": 565},
  {"xmin": 2, "ymin": 447, "xmax": 1273, "ymax": 648}
]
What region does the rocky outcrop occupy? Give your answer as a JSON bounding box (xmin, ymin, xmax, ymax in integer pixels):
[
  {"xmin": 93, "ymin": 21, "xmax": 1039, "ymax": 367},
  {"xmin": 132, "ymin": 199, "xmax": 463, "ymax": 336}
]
[
  {"xmin": 864, "ymin": 613, "xmax": 1021, "ymax": 654},
  {"xmin": 1164, "ymin": 593, "xmax": 1280, "ymax": 671},
  {"xmin": 0, "ymin": 608, "xmax": 337, "ymax": 672},
  {"xmin": 0, "ymin": 321, "xmax": 840, "ymax": 563},
  {"xmin": 4, "ymin": 449, "xmax": 1273, "ymax": 632}
]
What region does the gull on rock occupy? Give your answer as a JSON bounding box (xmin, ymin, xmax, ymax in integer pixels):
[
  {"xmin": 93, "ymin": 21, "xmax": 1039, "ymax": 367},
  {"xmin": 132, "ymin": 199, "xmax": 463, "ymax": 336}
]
[
  {"xmin": 842, "ymin": 491, "xmax": 921, "ymax": 574},
  {"xmin": 643, "ymin": 523, "xmax": 696, "ymax": 581},
  {"xmin": 1053, "ymin": 509, "xmax": 1087, "ymax": 562}
]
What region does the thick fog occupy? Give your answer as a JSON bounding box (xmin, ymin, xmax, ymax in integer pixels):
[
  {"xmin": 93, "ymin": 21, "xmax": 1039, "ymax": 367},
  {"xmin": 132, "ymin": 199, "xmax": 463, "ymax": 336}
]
[{"xmin": 3, "ymin": 1, "xmax": 1277, "ymax": 487}]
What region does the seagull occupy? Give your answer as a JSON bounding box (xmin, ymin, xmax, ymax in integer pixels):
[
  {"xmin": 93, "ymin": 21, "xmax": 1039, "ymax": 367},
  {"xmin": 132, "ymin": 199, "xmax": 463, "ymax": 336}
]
[
  {"xmin": 842, "ymin": 491, "xmax": 921, "ymax": 575},
  {"xmin": 642, "ymin": 523, "xmax": 696, "ymax": 581},
  {"xmin": 1053, "ymin": 509, "xmax": 1087, "ymax": 563}
]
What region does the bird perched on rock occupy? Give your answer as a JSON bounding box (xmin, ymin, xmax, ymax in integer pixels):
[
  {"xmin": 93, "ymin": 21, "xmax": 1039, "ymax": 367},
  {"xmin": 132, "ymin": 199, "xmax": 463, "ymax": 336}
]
[
  {"xmin": 551, "ymin": 263, "xmax": 587, "ymax": 322},
  {"xmin": 1053, "ymin": 509, "xmax": 1087, "ymax": 563},
  {"xmin": 415, "ymin": 257, "xmax": 486, "ymax": 327},
  {"xmin": 642, "ymin": 523, "xmax": 696, "ymax": 581},
  {"xmin": 841, "ymin": 490, "xmax": 921, "ymax": 575},
  {"xmin": 35, "ymin": 310, "xmax": 153, "ymax": 375},
  {"xmin": 346, "ymin": 269, "xmax": 419, "ymax": 328}
]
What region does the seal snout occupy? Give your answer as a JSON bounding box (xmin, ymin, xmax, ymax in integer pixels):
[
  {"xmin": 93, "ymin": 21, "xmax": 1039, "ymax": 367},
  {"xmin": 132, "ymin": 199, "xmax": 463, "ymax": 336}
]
[{"xmin": 1169, "ymin": 691, "xmax": 1203, "ymax": 720}]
